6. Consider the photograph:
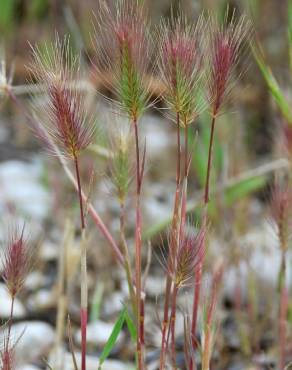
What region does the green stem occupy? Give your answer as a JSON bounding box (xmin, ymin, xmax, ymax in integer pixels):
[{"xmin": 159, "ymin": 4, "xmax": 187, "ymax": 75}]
[{"xmin": 204, "ymin": 115, "xmax": 216, "ymax": 204}]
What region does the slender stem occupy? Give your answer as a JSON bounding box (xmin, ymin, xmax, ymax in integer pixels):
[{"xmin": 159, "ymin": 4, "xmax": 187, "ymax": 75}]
[
  {"xmin": 80, "ymin": 229, "xmax": 87, "ymax": 370},
  {"xmin": 7, "ymin": 295, "xmax": 15, "ymax": 349},
  {"xmin": 279, "ymin": 251, "xmax": 287, "ymax": 369},
  {"xmin": 169, "ymin": 285, "xmax": 178, "ymax": 370},
  {"xmin": 74, "ymin": 156, "xmax": 85, "ymax": 230},
  {"xmin": 120, "ymin": 204, "xmax": 137, "ymax": 315},
  {"xmin": 133, "ymin": 118, "xmax": 144, "ymax": 370},
  {"xmin": 159, "ymin": 113, "xmax": 182, "ymax": 370},
  {"xmin": 190, "ymin": 114, "xmax": 217, "ymax": 370},
  {"xmin": 73, "ymin": 155, "xmax": 87, "ymax": 370},
  {"xmin": 184, "ymin": 124, "xmax": 188, "ymax": 178},
  {"xmin": 176, "ymin": 114, "xmax": 181, "ymax": 187},
  {"xmin": 204, "ymin": 115, "xmax": 216, "ymax": 204}
]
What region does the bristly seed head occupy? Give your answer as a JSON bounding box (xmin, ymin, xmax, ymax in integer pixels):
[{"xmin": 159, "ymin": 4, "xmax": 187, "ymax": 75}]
[
  {"xmin": 94, "ymin": 0, "xmax": 150, "ymax": 121},
  {"xmin": 109, "ymin": 124, "xmax": 134, "ymax": 206},
  {"xmin": 270, "ymin": 181, "xmax": 292, "ymax": 252},
  {"xmin": 30, "ymin": 36, "xmax": 95, "ymax": 159},
  {"xmin": 207, "ymin": 11, "xmax": 251, "ymax": 116},
  {"xmin": 1, "ymin": 225, "xmax": 32, "ymax": 298},
  {"xmin": 171, "ymin": 225, "xmax": 206, "ymax": 288},
  {"xmin": 157, "ymin": 13, "xmax": 205, "ymax": 126}
]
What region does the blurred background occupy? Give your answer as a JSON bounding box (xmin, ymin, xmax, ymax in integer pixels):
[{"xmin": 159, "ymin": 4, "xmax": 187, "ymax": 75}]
[{"xmin": 0, "ymin": 1, "xmax": 292, "ymax": 370}]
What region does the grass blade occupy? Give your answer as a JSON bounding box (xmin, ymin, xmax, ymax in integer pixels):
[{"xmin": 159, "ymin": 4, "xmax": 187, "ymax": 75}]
[
  {"xmin": 98, "ymin": 308, "xmax": 126, "ymax": 369},
  {"xmin": 253, "ymin": 46, "xmax": 292, "ymax": 124}
]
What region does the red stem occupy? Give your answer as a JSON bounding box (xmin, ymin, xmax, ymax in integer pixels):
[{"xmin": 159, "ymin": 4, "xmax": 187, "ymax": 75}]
[
  {"xmin": 6, "ymin": 295, "xmax": 15, "ymax": 351},
  {"xmin": 81, "ymin": 308, "xmax": 87, "ymax": 370},
  {"xmin": 169, "ymin": 285, "xmax": 178, "ymax": 369},
  {"xmin": 74, "ymin": 155, "xmax": 85, "ymax": 230},
  {"xmin": 279, "ymin": 253, "xmax": 287, "ymax": 370},
  {"xmin": 190, "ymin": 114, "xmax": 217, "ymax": 370},
  {"xmin": 73, "ymin": 155, "xmax": 87, "ymax": 370},
  {"xmin": 159, "ymin": 114, "xmax": 182, "ymax": 370},
  {"xmin": 133, "ymin": 118, "xmax": 144, "ymax": 370}
]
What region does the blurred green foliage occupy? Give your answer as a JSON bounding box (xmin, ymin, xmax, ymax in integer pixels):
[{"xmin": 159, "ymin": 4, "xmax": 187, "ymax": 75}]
[{"xmin": 0, "ymin": 0, "xmax": 16, "ymax": 33}]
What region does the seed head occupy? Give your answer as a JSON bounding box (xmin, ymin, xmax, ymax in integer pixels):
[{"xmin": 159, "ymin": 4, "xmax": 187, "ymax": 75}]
[
  {"xmin": 157, "ymin": 13, "xmax": 205, "ymax": 126},
  {"xmin": 94, "ymin": 0, "xmax": 150, "ymax": 121},
  {"xmin": 270, "ymin": 181, "xmax": 292, "ymax": 252},
  {"xmin": 207, "ymin": 11, "xmax": 251, "ymax": 116},
  {"xmin": 109, "ymin": 125, "xmax": 133, "ymax": 206},
  {"xmin": 30, "ymin": 36, "xmax": 94, "ymax": 159},
  {"xmin": 1, "ymin": 225, "xmax": 32, "ymax": 298},
  {"xmin": 0, "ymin": 342, "xmax": 14, "ymax": 370},
  {"xmin": 172, "ymin": 226, "xmax": 205, "ymax": 288}
]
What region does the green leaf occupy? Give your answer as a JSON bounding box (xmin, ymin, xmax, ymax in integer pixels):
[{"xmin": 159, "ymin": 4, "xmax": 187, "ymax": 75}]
[
  {"xmin": 223, "ymin": 176, "xmax": 266, "ymax": 206},
  {"xmin": 124, "ymin": 310, "xmax": 137, "ymax": 342},
  {"xmin": 253, "ymin": 46, "xmax": 292, "ymax": 124},
  {"xmin": 98, "ymin": 309, "xmax": 126, "ymax": 369}
]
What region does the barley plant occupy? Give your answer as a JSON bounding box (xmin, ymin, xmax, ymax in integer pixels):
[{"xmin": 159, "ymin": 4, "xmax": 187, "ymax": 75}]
[{"xmin": 0, "ymin": 0, "xmax": 291, "ymax": 370}]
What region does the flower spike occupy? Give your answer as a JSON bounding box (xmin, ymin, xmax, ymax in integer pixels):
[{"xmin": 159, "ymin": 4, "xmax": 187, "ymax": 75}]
[
  {"xmin": 1, "ymin": 225, "xmax": 31, "ymax": 299},
  {"xmin": 30, "ymin": 36, "xmax": 94, "ymax": 159},
  {"xmin": 93, "ymin": 0, "xmax": 151, "ymax": 121},
  {"xmin": 207, "ymin": 10, "xmax": 251, "ymax": 116},
  {"xmin": 157, "ymin": 12, "xmax": 205, "ymax": 126}
]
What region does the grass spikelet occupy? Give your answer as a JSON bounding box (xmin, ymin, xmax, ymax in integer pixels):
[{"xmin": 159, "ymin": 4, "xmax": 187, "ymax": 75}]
[
  {"xmin": 109, "ymin": 125, "xmax": 133, "ymax": 207},
  {"xmin": 172, "ymin": 226, "xmax": 206, "ymax": 289},
  {"xmin": 1, "ymin": 225, "xmax": 31, "ymax": 299},
  {"xmin": 30, "ymin": 36, "xmax": 94, "ymax": 159},
  {"xmin": 207, "ymin": 10, "xmax": 251, "ymax": 116},
  {"xmin": 93, "ymin": 0, "xmax": 150, "ymax": 121},
  {"xmin": 157, "ymin": 11, "xmax": 205, "ymax": 126}
]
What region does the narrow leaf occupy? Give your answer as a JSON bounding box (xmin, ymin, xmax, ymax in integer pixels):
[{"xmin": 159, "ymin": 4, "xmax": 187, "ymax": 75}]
[
  {"xmin": 224, "ymin": 176, "xmax": 266, "ymax": 206},
  {"xmin": 98, "ymin": 309, "xmax": 126, "ymax": 368},
  {"xmin": 253, "ymin": 46, "xmax": 292, "ymax": 124},
  {"xmin": 124, "ymin": 310, "xmax": 137, "ymax": 342}
]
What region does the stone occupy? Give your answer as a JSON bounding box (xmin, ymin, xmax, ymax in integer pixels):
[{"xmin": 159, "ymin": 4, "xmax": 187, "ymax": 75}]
[
  {"xmin": 0, "ymin": 159, "xmax": 51, "ymax": 221},
  {"xmin": 1, "ymin": 321, "xmax": 55, "ymax": 365},
  {"xmin": 75, "ymin": 320, "xmax": 125, "ymax": 348},
  {"xmin": 0, "ymin": 283, "xmax": 25, "ymax": 318},
  {"xmin": 48, "ymin": 349, "xmax": 134, "ymax": 370}
]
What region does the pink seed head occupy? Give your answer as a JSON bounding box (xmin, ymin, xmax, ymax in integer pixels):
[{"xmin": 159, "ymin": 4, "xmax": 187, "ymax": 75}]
[
  {"xmin": 158, "ymin": 14, "xmax": 204, "ymax": 124},
  {"xmin": 30, "ymin": 36, "xmax": 94, "ymax": 159},
  {"xmin": 208, "ymin": 12, "xmax": 251, "ymax": 115},
  {"xmin": 1, "ymin": 226, "xmax": 31, "ymax": 298},
  {"xmin": 173, "ymin": 226, "xmax": 206, "ymax": 288}
]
